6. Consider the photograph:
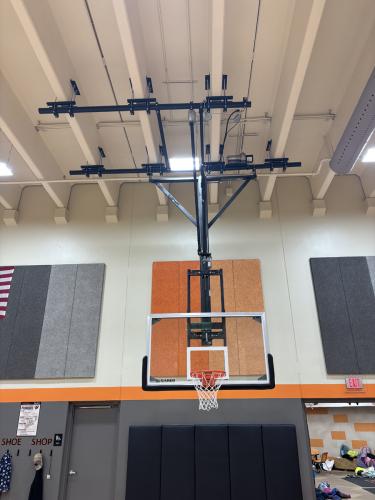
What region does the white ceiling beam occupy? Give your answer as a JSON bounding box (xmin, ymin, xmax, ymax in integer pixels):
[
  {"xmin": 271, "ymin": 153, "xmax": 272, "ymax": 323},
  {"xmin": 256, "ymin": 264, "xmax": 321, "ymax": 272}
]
[
  {"xmin": 0, "ymin": 72, "xmax": 69, "ymax": 208},
  {"xmin": 112, "ymin": 0, "xmax": 166, "ymax": 206},
  {"xmin": 0, "ymin": 186, "xmax": 22, "ymax": 210},
  {"xmin": 208, "ymin": 0, "xmax": 225, "ymax": 205},
  {"xmin": 259, "ymin": 0, "xmax": 326, "ymax": 201},
  {"xmin": 310, "ymin": 159, "xmax": 334, "ymax": 199},
  {"xmin": 10, "ymin": 0, "xmax": 118, "ymax": 207}
]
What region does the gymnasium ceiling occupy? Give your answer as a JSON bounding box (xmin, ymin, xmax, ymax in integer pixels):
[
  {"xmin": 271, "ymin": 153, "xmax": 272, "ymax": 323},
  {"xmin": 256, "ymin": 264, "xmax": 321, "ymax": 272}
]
[{"xmin": 0, "ymin": 0, "xmax": 375, "ymax": 212}]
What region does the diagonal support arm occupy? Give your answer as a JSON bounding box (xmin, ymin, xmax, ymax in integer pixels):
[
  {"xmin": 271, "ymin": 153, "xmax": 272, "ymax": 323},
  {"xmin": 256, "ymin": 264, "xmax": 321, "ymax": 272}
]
[
  {"xmin": 155, "ymin": 183, "xmax": 197, "ymax": 226},
  {"xmin": 208, "ymin": 176, "xmax": 255, "ymax": 228}
]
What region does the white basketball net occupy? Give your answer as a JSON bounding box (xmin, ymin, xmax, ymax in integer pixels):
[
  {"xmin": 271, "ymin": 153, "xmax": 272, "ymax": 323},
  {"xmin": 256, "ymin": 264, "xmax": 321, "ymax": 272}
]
[{"xmin": 191, "ymin": 370, "xmax": 226, "ymax": 411}]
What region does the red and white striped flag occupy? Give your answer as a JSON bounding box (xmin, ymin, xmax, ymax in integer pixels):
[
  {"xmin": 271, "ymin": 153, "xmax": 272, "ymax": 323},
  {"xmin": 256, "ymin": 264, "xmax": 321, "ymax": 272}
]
[{"xmin": 0, "ymin": 266, "xmax": 14, "ymax": 319}]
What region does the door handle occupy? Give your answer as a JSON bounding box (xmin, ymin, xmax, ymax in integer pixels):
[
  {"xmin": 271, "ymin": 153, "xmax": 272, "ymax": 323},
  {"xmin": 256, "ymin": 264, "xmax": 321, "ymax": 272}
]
[{"xmin": 69, "ymin": 470, "xmax": 77, "ymax": 476}]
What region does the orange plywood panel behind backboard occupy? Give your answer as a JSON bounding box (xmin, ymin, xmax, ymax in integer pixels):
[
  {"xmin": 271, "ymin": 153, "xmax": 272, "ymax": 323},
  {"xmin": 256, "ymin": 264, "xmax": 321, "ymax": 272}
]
[{"xmin": 151, "ymin": 259, "xmax": 265, "ymax": 379}]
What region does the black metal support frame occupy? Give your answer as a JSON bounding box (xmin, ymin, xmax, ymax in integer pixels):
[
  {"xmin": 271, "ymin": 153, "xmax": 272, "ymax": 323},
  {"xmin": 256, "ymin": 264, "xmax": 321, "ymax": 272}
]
[{"xmin": 40, "ymin": 85, "xmax": 300, "ymax": 384}]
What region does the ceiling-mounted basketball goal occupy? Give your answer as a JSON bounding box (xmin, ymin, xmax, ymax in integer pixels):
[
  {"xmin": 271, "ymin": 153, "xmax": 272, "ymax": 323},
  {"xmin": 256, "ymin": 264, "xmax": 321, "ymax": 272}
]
[{"xmin": 39, "ymin": 75, "xmax": 301, "ymax": 410}]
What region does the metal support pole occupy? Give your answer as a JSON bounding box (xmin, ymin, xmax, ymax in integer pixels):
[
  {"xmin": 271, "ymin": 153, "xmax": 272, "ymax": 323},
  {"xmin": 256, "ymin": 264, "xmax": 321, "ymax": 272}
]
[
  {"xmin": 156, "ymin": 109, "xmax": 170, "ymax": 171},
  {"xmin": 198, "ymin": 107, "xmax": 211, "ymax": 318},
  {"xmin": 189, "ymin": 118, "xmax": 201, "ymax": 253}
]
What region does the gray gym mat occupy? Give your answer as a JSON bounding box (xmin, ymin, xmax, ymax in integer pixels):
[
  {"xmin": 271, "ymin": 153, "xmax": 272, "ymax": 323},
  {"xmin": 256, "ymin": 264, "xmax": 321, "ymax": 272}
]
[
  {"xmin": 35, "ymin": 265, "xmax": 77, "ymax": 378},
  {"xmin": 5, "ymin": 266, "xmax": 51, "ymax": 379},
  {"xmin": 64, "ymin": 264, "xmax": 104, "ymax": 377},
  {"xmin": 344, "ymin": 476, "xmax": 375, "ymax": 495}
]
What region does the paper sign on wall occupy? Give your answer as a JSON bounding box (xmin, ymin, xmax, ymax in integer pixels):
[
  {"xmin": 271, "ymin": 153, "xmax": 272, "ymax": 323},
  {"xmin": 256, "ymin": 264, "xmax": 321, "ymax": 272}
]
[{"xmin": 17, "ymin": 403, "xmax": 41, "ymax": 436}]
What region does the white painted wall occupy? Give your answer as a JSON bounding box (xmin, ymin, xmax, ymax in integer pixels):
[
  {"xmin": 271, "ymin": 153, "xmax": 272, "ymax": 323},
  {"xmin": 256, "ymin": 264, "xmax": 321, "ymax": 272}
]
[{"xmin": 0, "ymin": 175, "xmax": 374, "ymax": 389}]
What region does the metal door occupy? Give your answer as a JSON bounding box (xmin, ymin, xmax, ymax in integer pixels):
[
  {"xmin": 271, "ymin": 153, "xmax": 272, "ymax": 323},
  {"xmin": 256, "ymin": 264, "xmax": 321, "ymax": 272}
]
[{"xmin": 64, "ymin": 405, "xmax": 118, "ymax": 500}]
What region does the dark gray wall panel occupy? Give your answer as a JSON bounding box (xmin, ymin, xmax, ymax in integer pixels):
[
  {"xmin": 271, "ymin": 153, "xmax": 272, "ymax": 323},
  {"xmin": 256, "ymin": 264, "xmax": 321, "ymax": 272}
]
[
  {"xmin": 263, "ymin": 425, "xmax": 303, "ymax": 500},
  {"xmin": 367, "ymin": 257, "xmax": 375, "ymax": 296},
  {"xmin": 65, "ymin": 264, "xmax": 104, "ymax": 377},
  {"xmin": 310, "ymin": 258, "xmax": 359, "ymax": 374},
  {"xmin": 229, "ymin": 425, "xmax": 266, "ymax": 500},
  {"xmin": 195, "ymin": 426, "xmax": 230, "ymax": 500},
  {"xmin": 35, "ymin": 265, "xmax": 77, "ymax": 378},
  {"xmin": 126, "ymin": 426, "xmax": 161, "ymax": 500},
  {"xmin": 0, "ymin": 267, "xmax": 24, "ymax": 379},
  {"xmin": 6, "ymin": 266, "xmax": 51, "ymax": 379},
  {"xmin": 340, "ymin": 257, "xmax": 375, "ymax": 373},
  {"xmin": 161, "ymin": 426, "xmax": 194, "ymax": 500}
]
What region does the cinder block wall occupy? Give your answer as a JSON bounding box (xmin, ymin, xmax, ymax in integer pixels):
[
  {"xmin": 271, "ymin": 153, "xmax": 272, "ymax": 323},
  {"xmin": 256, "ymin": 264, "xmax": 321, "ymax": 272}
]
[{"xmin": 307, "ymin": 406, "xmax": 375, "ymax": 456}]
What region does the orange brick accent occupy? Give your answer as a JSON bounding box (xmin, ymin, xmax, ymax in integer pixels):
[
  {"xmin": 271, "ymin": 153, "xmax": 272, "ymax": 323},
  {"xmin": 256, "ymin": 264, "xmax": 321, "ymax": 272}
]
[
  {"xmin": 310, "ymin": 439, "xmax": 324, "ymax": 448},
  {"xmin": 333, "ymin": 414, "xmax": 349, "ymax": 423},
  {"xmin": 331, "ymin": 431, "xmax": 346, "ymax": 440},
  {"xmin": 352, "ymin": 440, "xmax": 368, "ymax": 449},
  {"xmin": 306, "ymin": 408, "xmax": 328, "ymax": 415},
  {"xmin": 354, "ymin": 423, "xmax": 375, "ymax": 432}
]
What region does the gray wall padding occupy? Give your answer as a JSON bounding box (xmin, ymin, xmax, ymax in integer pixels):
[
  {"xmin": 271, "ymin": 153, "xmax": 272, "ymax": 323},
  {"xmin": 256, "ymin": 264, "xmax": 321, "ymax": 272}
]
[
  {"xmin": 195, "ymin": 426, "xmax": 230, "ymax": 500},
  {"xmin": 367, "ymin": 257, "xmax": 375, "ymax": 296},
  {"xmin": 65, "ymin": 264, "xmax": 105, "ymax": 377},
  {"xmin": 35, "ymin": 265, "xmax": 77, "ymax": 378},
  {"xmin": 116, "ymin": 399, "xmax": 314, "ymax": 500},
  {"xmin": 310, "ymin": 258, "xmax": 359, "ymax": 374},
  {"xmin": 0, "ymin": 268, "xmax": 25, "ymax": 379},
  {"xmin": 0, "ymin": 263, "xmax": 104, "ymax": 380},
  {"xmin": 340, "ymin": 257, "xmax": 375, "ymax": 373},
  {"xmin": 6, "ymin": 266, "xmax": 51, "ymax": 379},
  {"xmin": 161, "ymin": 426, "xmax": 195, "ymax": 500}
]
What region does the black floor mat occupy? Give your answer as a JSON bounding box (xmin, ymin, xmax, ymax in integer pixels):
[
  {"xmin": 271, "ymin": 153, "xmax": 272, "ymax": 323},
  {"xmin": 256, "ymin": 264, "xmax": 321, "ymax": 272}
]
[{"xmin": 344, "ymin": 475, "xmax": 375, "ymax": 495}]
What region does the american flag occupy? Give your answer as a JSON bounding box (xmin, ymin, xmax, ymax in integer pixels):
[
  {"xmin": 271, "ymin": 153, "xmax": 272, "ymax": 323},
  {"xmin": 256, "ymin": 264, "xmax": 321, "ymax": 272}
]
[{"xmin": 0, "ymin": 266, "xmax": 14, "ymax": 319}]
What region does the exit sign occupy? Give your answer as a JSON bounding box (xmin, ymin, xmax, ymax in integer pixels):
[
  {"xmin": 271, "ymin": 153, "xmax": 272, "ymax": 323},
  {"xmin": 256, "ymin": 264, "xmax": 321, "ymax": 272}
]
[{"xmin": 345, "ymin": 377, "xmax": 363, "ymax": 390}]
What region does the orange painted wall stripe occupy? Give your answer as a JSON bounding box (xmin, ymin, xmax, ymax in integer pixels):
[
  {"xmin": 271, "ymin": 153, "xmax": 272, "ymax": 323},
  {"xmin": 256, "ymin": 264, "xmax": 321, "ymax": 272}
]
[
  {"xmin": 354, "ymin": 423, "xmax": 375, "ymax": 432},
  {"xmin": 0, "ymin": 384, "xmax": 374, "ymax": 403},
  {"xmin": 331, "ymin": 431, "xmax": 346, "ymax": 440}
]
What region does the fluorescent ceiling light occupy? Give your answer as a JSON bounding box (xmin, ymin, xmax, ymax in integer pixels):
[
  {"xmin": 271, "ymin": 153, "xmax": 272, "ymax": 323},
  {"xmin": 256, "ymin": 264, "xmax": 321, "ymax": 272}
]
[
  {"xmin": 0, "ymin": 162, "xmax": 13, "ymax": 177},
  {"xmin": 362, "ymin": 147, "xmax": 375, "ymax": 163},
  {"xmin": 170, "ymin": 157, "xmax": 199, "ymax": 171}
]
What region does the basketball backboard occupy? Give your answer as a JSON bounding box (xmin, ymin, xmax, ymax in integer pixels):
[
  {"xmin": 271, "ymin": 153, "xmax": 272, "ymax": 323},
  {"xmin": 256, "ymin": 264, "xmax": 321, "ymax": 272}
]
[{"xmin": 142, "ymin": 312, "xmax": 275, "ymax": 390}]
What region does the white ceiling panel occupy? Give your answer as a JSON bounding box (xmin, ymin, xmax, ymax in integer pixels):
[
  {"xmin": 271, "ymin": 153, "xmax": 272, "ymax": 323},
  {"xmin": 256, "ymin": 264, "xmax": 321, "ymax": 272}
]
[
  {"xmin": 99, "ymin": 125, "xmax": 146, "ymax": 167},
  {"xmin": 188, "ymin": 0, "xmax": 210, "ymax": 102},
  {"xmin": 38, "ymin": 128, "xmax": 86, "ymax": 177},
  {"xmin": 165, "ymin": 123, "xmax": 191, "ymax": 159},
  {"xmin": 82, "ymin": 0, "xmax": 134, "ymax": 105},
  {"xmin": 223, "ymin": 0, "xmax": 259, "ymax": 99},
  {"xmin": 0, "ymin": 1, "xmax": 58, "ymax": 125},
  {"xmin": 285, "ymin": 119, "xmax": 332, "ymax": 173},
  {"xmin": 137, "ymin": 0, "xmax": 169, "ymax": 103},
  {"xmin": 296, "ymin": 0, "xmax": 375, "ymax": 114},
  {"xmin": 247, "ymin": 0, "xmax": 295, "ymax": 116},
  {"xmin": 0, "ymin": 130, "xmax": 37, "ymax": 182}
]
